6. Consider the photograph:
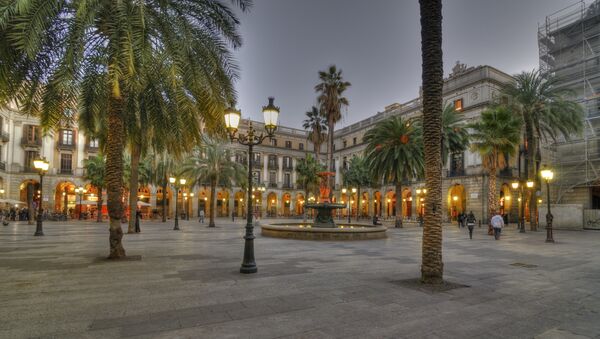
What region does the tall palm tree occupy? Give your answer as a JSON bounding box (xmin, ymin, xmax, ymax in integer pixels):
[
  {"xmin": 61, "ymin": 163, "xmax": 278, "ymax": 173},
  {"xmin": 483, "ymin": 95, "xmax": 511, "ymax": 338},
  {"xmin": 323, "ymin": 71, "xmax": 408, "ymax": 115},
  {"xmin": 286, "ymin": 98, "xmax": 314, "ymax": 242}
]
[
  {"xmin": 469, "ymin": 107, "xmax": 522, "ymax": 219},
  {"xmin": 181, "ymin": 137, "xmax": 246, "ymax": 227},
  {"xmin": 501, "ymin": 69, "xmax": 584, "ymax": 230},
  {"xmin": 295, "ymin": 154, "xmax": 324, "ymax": 221},
  {"xmin": 342, "ymin": 156, "xmax": 372, "ymax": 221},
  {"xmin": 315, "ymin": 65, "xmax": 351, "ymax": 196},
  {"xmin": 148, "ymin": 153, "xmax": 175, "ymax": 223},
  {"xmin": 364, "ymin": 116, "xmax": 424, "ymax": 228},
  {"xmin": 302, "ymin": 106, "xmax": 328, "ymax": 162},
  {"xmin": 0, "ymin": 0, "xmax": 250, "ymax": 258},
  {"xmin": 419, "ymin": 0, "xmax": 444, "ymax": 284},
  {"xmin": 84, "ymin": 155, "xmax": 106, "ymax": 223}
]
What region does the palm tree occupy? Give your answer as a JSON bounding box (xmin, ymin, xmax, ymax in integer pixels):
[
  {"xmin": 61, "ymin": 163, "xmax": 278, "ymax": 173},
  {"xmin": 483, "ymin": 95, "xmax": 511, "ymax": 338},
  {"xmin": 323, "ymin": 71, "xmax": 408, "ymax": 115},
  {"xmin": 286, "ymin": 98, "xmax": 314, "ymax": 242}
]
[
  {"xmin": 419, "ymin": 0, "xmax": 444, "ymax": 284},
  {"xmin": 501, "ymin": 69, "xmax": 584, "ymax": 230},
  {"xmin": 148, "ymin": 153, "xmax": 175, "ymax": 223},
  {"xmin": 181, "ymin": 137, "xmax": 246, "ymax": 227},
  {"xmin": 295, "ymin": 154, "xmax": 324, "ymax": 221},
  {"xmin": 342, "ymin": 156, "xmax": 372, "ymax": 221},
  {"xmin": 364, "ymin": 116, "xmax": 424, "ymax": 228},
  {"xmin": 469, "ymin": 107, "xmax": 522, "ymax": 219},
  {"xmin": 302, "ymin": 106, "xmax": 328, "ymax": 162},
  {"xmin": 84, "ymin": 155, "xmax": 106, "ymax": 223},
  {"xmin": 0, "ymin": 0, "xmax": 249, "ymax": 258},
  {"xmin": 315, "ymin": 65, "xmax": 351, "ymax": 196}
]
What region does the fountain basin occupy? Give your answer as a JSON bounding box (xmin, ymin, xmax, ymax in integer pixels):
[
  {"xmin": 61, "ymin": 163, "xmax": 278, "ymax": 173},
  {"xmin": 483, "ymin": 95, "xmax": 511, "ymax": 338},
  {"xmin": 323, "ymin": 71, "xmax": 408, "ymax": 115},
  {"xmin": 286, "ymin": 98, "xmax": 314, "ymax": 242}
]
[{"xmin": 261, "ymin": 223, "xmax": 387, "ymax": 241}]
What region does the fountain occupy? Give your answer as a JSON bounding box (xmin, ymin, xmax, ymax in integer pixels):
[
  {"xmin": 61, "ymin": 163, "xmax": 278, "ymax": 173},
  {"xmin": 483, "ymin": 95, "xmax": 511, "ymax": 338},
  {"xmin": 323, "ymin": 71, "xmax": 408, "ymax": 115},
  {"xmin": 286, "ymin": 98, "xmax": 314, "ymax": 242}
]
[{"xmin": 260, "ymin": 172, "xmax": 387, "ymax": 240}]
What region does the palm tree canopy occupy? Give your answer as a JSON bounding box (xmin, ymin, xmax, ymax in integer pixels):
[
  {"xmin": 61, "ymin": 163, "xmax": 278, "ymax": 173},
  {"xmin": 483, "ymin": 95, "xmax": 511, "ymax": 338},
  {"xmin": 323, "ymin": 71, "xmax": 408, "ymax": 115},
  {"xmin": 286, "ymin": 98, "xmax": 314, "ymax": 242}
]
[
  {"xmin": 83, "ymin": 155, "xmax": 106, "ymax": 189},
  {"xmin": 295, "ymin": 154, "xmax": 324, "ymax": 195},
  {"xmin": 180, "ymin": 136, "xmax": 246, "ymax": 190},
  {"xmin": 315, "ymin": 65, "xmax": 351, "ymax": 124},
  {"xmin": 469, "ymin": 106, "xmax": 522, "ymax": 170},
  {"xmin": 302, "ymin": 106, "xmax": 327, "ymax": 147},
  {"xmin": 363, "ymin": 116, "xmax": 424, "ymax": 184},
  {"xmin": 342, "ymin": 156, "xmax": 372, "ymax": 189},
  {"xmin": 0, "ymin": 0, "xmax": 250, "ymax": 133},
  {"xmin": 502, "ymin": 69, "xmax": 584, "ymax": 142}
]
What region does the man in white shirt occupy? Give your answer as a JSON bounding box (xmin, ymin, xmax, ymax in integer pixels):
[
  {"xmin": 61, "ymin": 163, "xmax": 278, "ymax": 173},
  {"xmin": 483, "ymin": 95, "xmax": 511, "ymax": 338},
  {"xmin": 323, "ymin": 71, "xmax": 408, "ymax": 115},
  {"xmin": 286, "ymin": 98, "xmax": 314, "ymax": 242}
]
[{"xmin": 490, "ymin": 211, "xmax": 504, "ymax": 240}]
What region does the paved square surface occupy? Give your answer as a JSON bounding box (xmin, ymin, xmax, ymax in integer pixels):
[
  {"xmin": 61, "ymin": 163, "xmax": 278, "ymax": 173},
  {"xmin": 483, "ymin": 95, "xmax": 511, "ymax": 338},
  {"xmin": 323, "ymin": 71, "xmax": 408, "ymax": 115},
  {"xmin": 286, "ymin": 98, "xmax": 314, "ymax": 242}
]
[{"xmin": 1, "ymin": 219, "xmax": 599, "ymax": 338}]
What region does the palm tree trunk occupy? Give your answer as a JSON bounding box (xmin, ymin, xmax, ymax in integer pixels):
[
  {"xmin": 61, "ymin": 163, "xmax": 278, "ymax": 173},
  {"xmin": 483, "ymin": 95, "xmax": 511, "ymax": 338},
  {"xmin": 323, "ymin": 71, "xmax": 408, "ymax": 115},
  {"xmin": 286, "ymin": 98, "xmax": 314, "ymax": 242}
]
[
  {"xmin": 488, "ymin": 166, "xmax": 497, "ymax": 217},
  {"xmin": 161, "ymin": 180, "xmax": 167, "ymax": 222},
  {"xmin": 420, "ymin": 0, "xmax": 443, "ymax": 284},
  {"xmin": 328, "ymin": 118, "xmax": 334, "ymax": 200},
  {"xmin": 395, "ymin": 182, "xmax": 402, "ymax": 228},
  {"xmin": 127, "ymin": 143, "xmax": 141, "ymax": 233},
  {"xmin": 303, "ymin": 188, "xmax": 309, "ymax": 223},
  {"xmin": 96, "ymin": 186, "xmax": 103, "ymax": 222},
  {"xmin": 525, "ymin": 117, "xmax": 537, "ymax": 231},
  {"xmin": 106, "ymin": 94, "xmax": 126, "ymax": 259},
  {"xmin": 356, "ymin": 187, "xmax": 361, "ymax": 221},
  {"xmin": 208, "ymin": 179, "xmax": 216, "ymax": 227},
  {"xmin": 314, "ymin": 142, "xmax": 320, "ymax": 164}
]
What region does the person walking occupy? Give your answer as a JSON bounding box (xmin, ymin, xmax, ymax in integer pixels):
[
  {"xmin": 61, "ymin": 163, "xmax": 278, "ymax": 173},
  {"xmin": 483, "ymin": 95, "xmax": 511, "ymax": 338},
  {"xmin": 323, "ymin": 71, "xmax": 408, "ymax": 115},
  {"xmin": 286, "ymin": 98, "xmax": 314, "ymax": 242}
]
[
  {"xmin": 199, "ymin": 209, "xmax": 205, "ymax": 224},
  {"xmin": 491, "ymin": 210, "xmax": 504, "ymax": 240},
  {"xmin": 466, "ymin": 211, "xmax": 476, "ymax": 239},
  {"xmin": 135, "ymin": 208, "xmax": 142, "ymax": 233}
]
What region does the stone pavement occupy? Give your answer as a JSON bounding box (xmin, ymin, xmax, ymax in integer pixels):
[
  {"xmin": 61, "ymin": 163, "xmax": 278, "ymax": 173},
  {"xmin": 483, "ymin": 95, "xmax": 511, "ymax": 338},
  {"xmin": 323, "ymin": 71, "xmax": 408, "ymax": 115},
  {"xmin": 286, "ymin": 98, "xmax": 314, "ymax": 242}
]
[{"xmin": 1, "ymin": 218, "xmax": 599, "ymax": 339}]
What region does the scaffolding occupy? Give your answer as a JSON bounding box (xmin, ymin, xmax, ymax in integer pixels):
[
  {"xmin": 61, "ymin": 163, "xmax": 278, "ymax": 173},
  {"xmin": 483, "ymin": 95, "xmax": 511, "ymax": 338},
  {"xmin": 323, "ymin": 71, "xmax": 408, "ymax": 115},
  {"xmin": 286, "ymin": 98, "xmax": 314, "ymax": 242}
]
[{"xmin": 538, "ymin": 0, "xmax": 600, "ymax": 203}]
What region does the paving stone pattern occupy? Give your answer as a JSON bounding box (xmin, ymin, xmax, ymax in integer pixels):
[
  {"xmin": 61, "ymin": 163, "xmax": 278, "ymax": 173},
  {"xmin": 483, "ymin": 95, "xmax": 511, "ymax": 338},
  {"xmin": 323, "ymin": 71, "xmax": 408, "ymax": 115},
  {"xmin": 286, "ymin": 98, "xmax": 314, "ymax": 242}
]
[{"xmin": 1, "ymin": 220, "xmax": 600, "ymax": 338}]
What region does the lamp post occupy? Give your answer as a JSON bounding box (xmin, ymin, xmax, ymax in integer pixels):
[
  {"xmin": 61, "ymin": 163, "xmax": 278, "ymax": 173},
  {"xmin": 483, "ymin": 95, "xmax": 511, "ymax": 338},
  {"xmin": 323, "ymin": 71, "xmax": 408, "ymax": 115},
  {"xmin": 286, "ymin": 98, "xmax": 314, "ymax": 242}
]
[
  {"xmin": 512, "ymin": 181, "xmax": 525, "ymax": 233},
  {"xmin": 541, "ymin": 166, "xmax": 554, "ymax": 243},
  {"xmin": 33, "ymin": 158, "xmax": 49, "ymax": 236},
  {"xmin": 169, "ymin": 177, "xmax": 186, "ymax": 230},
  {"xmin": 75, "ymin": 186, "xmax": 87, "ymax": 220},
  {"xmin": 189, "ymin": 193, "xmax": 194, "ymax": 219},
  {"xmin": 224, "ymin": 97, "xmax": 280, "ymax": 274},
  {"xmin": 183, "ymin": 192, "xmax": 188, "ymax": 220}
]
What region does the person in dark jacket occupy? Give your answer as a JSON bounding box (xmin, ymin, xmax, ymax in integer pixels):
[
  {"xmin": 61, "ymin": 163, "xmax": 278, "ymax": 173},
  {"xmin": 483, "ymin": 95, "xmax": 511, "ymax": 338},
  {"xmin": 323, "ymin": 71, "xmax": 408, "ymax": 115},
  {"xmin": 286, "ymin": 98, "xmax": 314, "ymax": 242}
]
[
  {"xmin": 466, "ymin": 211, "xmax": 476, "ymax": 239},
  {"xmin": 135, "ymin": 208, "xmax": 142, "ymax": 233}
]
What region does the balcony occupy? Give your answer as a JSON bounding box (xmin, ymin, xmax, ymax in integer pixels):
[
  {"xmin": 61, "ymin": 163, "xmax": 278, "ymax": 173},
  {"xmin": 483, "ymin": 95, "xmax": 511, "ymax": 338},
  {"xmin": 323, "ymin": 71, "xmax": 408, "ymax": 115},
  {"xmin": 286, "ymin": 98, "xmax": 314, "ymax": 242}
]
[
  {"xmin": 499, "ymin": 167, "xmax": 514, "ymax": 177},
  {"xmin": 57, "ymin": 141, "xmax": 76, "ymax": 151},
  {"xmin": 58, "ymin": 168, "xmax": 73, "ymax": 175},
  {"xmin": 267, "ymin": 162, "xmax": 278, "ymax": 170},
  {"xmin": 282, "ymin": 183, "xmax": 294, "ymax": 189},
  {"xmin": 21, "ymin": 137, "xmax": 41, "ymax": 148},
  {"xmin": 447, "ymin": 169, "xmax": 465, "ymax": 177},
  {"xmin": 85, "ymin": 144, "xmax": 99, "ymax": 153},
  {"xmin": 22, "ymin": 166, "xmax": 37, "ymax": 173},
  {"xmin": 0, "ymin": 131, "xmax": 9, "ymax": 142},
  {"xmin": 268, "ymin": 182, "xmax": 278, "ymax": 188},
  {"xmin": 282, "ymin": 164, "xmax": 293, "ymax": 171},
  {"xmin": 251, "ymin": 160, "xmax": 262, "ymax": 169}
]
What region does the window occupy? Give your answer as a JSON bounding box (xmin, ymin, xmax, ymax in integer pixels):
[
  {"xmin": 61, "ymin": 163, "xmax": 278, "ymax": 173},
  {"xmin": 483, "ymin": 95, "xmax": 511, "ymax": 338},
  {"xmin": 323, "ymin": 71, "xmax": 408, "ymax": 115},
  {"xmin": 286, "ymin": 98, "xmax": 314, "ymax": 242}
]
[
  {"xmin": 353, "ymin": 137, "xmax": 357, "ymax": 145},
  {"xmin": 299, "ymin": 143, "xmax": 304, "ymax": 150},
  {"xmin": 61, "ymin": 129, "xmax": 74, "ymax": 145},
  {"xmin": 26, "ymin": 125, "xmax": 41, "ymax": 142},
  {"xmin": 333, "ymin": 144, "xmax": 336, "ymax": 151},
  {"xmin": 269, "ymin": 171, "xmax": 276, "ymax": 185},
  {"xmin": 268, "ymin": 155, "xmax": 277, "ymax": 168},
  {"xmin": 252, "ymin": 171, "xmax": 261, "ymax": 184},
  {"xmin": 285, "ymin": 141, "xmax": 292, "ymax": 148},
  {"xmin": 283, "ymin": 156, "xmax": 292, "ymax": 169},
  {"xmin": 343, "ymin": 157, "xmax": 348, "ymax": 170},
  {"xmin": 60, "ymin": 153, "xmax": 72, "ymax": 173},
  {"xmin": 284, "ymin": 173, "xmax": 291, "ymax": 187},
  {"xmin": 89, "ymin": 138, "xmax": 99, "ymax": 148},
  {"xmin": 235, "ymin": 152, "xmax": 247, "ymax": 164},
  {"xmin": 343, "ymin": 140, "xmax": 347, "ymax": 148},
  {"xmin": 271, "ymin": 138, "xmax": 277, "ymax": 147},
  {"xmin": 252, "ymin": 152, "xmax": 261, "ymax": 163},
  {"xmin": 24, "ymin": 150, "xmax": 39, "ymax": 170},
  {"xmin": 453, "ymin": 98, "xmax": 463, "ymax": 111}
]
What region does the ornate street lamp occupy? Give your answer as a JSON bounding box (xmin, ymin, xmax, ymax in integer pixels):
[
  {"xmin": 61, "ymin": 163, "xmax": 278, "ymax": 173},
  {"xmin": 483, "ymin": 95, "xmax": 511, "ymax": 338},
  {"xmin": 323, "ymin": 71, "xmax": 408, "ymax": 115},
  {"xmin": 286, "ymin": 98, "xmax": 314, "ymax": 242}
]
[
  {"xmin": 169, "ymin": 177, "xmax": 186, "ymax": 230},
  {"xmin": 75, "ymin": 186, "xmax": 87, "ymax": 220},
  {"xmin": 33, "ymin": 157, "xmax": 49, "ymax": 236},
  {"xmin": 541, "ymin": 166, "xmax": 554, "ymax": 243},
  {"xmin": 224, "ymin": 97, "xmax": 279, "ymax": 274}
]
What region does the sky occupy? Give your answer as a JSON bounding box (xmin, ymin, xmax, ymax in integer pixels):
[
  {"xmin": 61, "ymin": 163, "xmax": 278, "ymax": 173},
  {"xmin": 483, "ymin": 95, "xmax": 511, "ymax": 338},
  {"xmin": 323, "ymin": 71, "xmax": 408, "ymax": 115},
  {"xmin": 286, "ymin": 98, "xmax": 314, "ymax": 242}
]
[{"xmin": 232, "ymin": 0, "xmax": 578, "ymax": 129}]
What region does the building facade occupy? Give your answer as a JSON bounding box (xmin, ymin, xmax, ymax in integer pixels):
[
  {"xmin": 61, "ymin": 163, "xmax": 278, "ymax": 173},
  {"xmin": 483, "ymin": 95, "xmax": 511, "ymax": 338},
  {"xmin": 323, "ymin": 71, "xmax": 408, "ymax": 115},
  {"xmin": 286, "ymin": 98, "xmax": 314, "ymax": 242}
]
[{"xmin": 0, "ymin": 64, "xmax": 521, "ymax": 223}]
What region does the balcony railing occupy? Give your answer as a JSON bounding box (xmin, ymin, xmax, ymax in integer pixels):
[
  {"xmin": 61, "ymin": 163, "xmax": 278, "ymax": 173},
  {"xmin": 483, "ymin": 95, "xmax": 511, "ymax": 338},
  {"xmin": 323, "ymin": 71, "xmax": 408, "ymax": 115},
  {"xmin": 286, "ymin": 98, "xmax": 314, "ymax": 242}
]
[
  {"xmin": 57, "ymin": 141, "xmax": 76, "ymax": 150},
  {"xmin": 282, "ymin": 183, "xmax": 294, "ymax": 189},
  {"xmin": 268, "ymin": 182, "xmax": 278, "ymax": 188},
  {"xmin": 21, "ymin": 137, "xmax": 41, "ymax": 147},
  {"xmin": 283, "ymin": 164, "xmax": 293, "ymax": 171},
  {"xmin": 251, "ymin": 160, "xmax": 263, "ymax": 168},
  {"xmin": 58, "ymin": 168, "xmax": 73, "ymax": 175},
  {"xmin": 22, "ymin": 166, "xmax": 37, "ymax": 173},
  {"xmin": 0, "ymin": 131, "xmax": 9, "ymax": 142},
  {"xmin": 85, "ymin": 144, "xmax": 99, "ymax": 152},
  {"xmin": 267, "ymin": 162, "xmax": 278, "ymax": 170},
  {"xmin": 447, "ymin": 169, "xmax": 465, "ymax": 177}
]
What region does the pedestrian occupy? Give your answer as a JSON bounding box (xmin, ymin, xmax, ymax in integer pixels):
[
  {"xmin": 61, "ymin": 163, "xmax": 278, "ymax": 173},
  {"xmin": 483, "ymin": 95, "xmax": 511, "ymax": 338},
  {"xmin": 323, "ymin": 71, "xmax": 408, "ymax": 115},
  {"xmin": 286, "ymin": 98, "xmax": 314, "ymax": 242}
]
[
  {"xmin": 232, "ymin": 211, "xmax": 235, "ymax": 222},
  {"xmin": 135, "ymin": 208, "xmax": 141, "ymax": 233},
  {"xmin": 490, "ymin": 210, "xmax": 504, "ymax": 240},
  {"xmin": 457, "ymin": 212, "xmax": 463, "ymax": 228},
  {"xmin": 199, "ymin": 209, "xmax": 205, "ymax": 224},
  {"xmin": 466, "ymin": 211, "xmax": 476, "ymax": 239}
]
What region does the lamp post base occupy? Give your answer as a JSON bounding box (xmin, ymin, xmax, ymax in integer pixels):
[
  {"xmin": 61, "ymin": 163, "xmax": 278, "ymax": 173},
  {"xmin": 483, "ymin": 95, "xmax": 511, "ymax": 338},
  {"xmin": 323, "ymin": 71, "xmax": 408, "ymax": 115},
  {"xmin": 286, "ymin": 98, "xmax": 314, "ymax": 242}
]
[
  {"xmin": 240, "ymin": 263, "xmax": 257, "ymax": 274},
  {"xmin": 34, "ymin": 230, "xmax": 44, "ymax": 236}
]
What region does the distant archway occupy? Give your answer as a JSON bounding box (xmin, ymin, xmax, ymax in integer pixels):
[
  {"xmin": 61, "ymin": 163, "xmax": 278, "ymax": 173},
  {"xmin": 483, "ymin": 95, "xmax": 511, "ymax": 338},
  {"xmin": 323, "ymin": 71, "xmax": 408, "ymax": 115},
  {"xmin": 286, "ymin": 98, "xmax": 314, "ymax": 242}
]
[
  {"xmin": 295, "ymin": 193, "xmax": 305, "ymax": 215},
  {"xmin": 267, "ymin": 192, "xmax": 277, "ymax": 217},
  {"xmin": 448, "ymin": 184, "xmax": 466, "ymax": 221},
  {"xmin": 234, "ymin": 191, "xmax": 245, "ymax": 217},
  {"xmin": 385, "ymin": 190, "xmax": 396, "ymax": 218},
  {"xmin": 373, "ymin": 191, "xmax": 382, "ymax": 217},
  {"xmin": 216, "ymin": 190, "xmax": 230, "ymax": 217},
  {"xmin": 402, "ymin": 189, "xmax": 412, "ymax": 218}
]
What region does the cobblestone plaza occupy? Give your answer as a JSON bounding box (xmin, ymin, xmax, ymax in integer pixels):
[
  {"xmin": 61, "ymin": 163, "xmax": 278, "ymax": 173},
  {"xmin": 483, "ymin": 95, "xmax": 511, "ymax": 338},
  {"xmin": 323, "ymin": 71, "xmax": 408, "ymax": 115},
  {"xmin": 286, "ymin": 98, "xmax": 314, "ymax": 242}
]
[{"xmin": 1, "ymin": 221, "xmax": 599, "ymax": 338}]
